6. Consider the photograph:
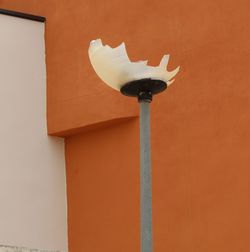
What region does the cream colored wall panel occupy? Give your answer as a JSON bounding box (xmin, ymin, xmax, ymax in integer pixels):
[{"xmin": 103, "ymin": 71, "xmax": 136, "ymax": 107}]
[
  {"xmin": 0, "ymin": 245, "xmax": 61, "ymax": 252},
  {"xmin": 0, "ymin": 14, "xmax": 67, "ymax": 252}
]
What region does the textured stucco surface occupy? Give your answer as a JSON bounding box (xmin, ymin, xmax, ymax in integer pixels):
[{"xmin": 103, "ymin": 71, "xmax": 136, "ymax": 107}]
[
  {"xmin": 1, "ymin": 1, "xmax": 250, "ymax": 252},
  {"xmin": 0, "ymin": 245, "xmax": 61, "ymax": 252}
]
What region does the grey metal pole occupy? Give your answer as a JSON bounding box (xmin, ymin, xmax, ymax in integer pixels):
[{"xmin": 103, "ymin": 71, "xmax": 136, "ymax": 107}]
[{"xmin": 140, "ymin": 101, "xmax": 152, "ymax": 252}]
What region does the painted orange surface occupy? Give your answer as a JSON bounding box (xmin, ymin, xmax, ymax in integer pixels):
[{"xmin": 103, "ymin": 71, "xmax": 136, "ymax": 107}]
[
  {"xmin": 1, "ymin": 0, "xmax": 250, "ymax": 251},
  {"xmin": 0, "ymin": 0, "xmax": 139, "ymax": 135},
  {"xmin": 66, "ymin": 119, "xmax": 140, "ymax": 252}
]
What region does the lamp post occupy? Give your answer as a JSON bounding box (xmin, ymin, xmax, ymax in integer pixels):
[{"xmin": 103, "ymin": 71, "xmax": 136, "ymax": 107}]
[
  {"xmin": 121, "ymin": 79, "xmax": 166, "ymax": 252},
  {"xmin": 88, "ymin": 39, "xmax": 179, "ymax": 252}
]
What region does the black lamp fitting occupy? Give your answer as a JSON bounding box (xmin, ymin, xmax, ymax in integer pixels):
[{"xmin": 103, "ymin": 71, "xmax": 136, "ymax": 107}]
[{"xmin": 120, "ymin": 78, "xmax": 167, "ymax": 103}]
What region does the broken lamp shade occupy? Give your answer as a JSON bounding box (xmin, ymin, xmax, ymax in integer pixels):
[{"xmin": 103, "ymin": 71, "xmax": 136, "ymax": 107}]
[{"xmin": 88, "ymin": 39, "xmax": 180, "ymax": 102}]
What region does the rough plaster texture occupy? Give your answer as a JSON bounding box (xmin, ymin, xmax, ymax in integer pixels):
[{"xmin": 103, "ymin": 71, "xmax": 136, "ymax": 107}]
[
  {"xmin": 1, "ymin": 1, "xmax": 250, "ymax": 252},
  {"xmin": 0, "ymin": 245, "xmax": 61, "ymax": 252}
]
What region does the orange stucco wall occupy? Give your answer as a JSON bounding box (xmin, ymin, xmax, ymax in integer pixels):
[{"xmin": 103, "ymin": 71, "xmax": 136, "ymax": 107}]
[
  {"xmin": 66, "ymin": 119, "xmax": 140, "ymax": 252},
  {"xmin": 1, "ymin": 0, "xmax": 250, "ymax": 251}
]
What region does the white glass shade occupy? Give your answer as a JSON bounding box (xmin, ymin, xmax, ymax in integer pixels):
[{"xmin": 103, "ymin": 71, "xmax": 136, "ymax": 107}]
[{"xmin": 88, "ymin": 39, "xmax": 180, "ymax": 91}]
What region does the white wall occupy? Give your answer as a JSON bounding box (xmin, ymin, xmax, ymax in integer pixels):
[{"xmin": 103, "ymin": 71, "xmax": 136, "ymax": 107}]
[
  {"xmin": 0, "ymin": 14, "xmax": 67, "ymax": 251},
  {"xmin": 0, "ymin": 245, "xmax": 59, "ymax": 252}
]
